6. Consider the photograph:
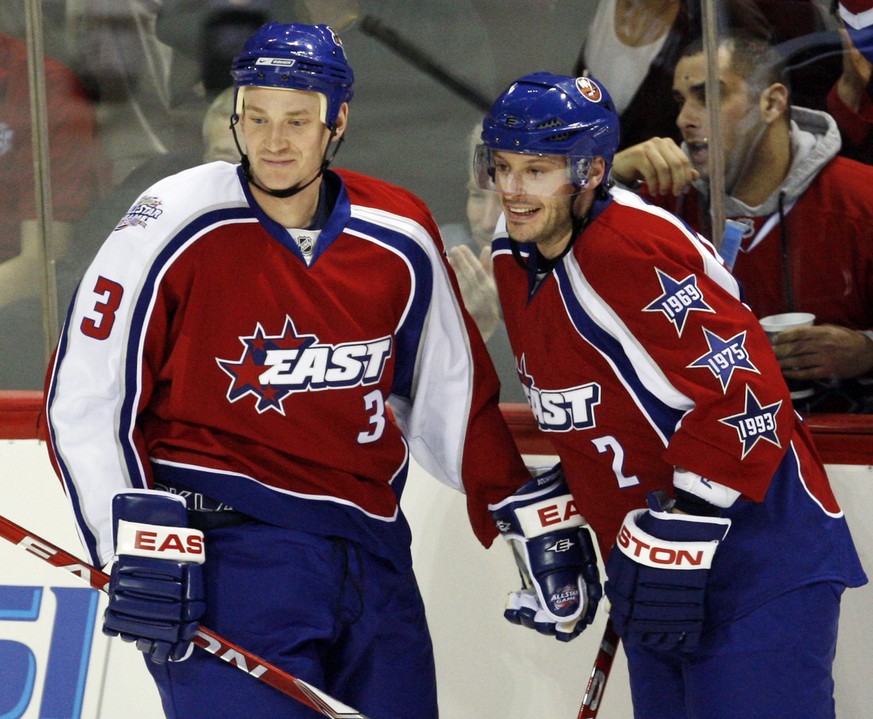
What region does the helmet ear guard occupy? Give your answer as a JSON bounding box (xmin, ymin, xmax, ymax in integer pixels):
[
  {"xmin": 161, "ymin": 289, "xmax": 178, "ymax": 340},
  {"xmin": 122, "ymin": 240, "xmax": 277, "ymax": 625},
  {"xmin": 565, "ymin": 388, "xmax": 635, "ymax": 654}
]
[
  {"xmin": 571, "ymin": 157, "xmax": 592, "ymax": 188},
  {"xmin": 473, "ymin": 144, "xmax": 496, "ymax": 185}
]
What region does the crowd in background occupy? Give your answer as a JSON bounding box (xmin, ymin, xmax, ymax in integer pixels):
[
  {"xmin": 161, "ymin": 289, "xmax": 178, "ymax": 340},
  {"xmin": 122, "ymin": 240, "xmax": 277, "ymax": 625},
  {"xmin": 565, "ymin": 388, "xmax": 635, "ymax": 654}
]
[{"xmin": 3, "ymin": 0, "xmax": 871, "ymax": 414}]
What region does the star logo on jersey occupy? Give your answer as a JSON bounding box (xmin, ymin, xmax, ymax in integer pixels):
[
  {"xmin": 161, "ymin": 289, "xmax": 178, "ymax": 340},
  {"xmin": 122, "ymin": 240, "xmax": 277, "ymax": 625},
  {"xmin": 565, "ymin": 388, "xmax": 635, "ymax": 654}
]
[
  {"xmin": 688, "ymin": 328, "xmax": 759, "ymax": 391},
  {"xmin": 643, "ymin": 269, "xmax": 713, "ymax": 336},
  {"xmin": 216, "ymin": 317, "xmax": 392, "ymax": 414},
  {"xmin": 718, "ymin": 386, "xmax": 783, "ymax": 459},
  {"xmin": 517, "ymin": 354, "xmax": 601, "ymax": 432}
]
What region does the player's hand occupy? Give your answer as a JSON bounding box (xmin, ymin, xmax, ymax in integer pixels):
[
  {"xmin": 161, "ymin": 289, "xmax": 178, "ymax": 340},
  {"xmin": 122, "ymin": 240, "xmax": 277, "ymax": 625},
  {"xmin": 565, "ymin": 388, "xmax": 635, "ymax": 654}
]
[
  {"xmin": 490, "ymin": 466, "xmax": 601, "ymax": 643},
  {"xmin": 448, "ymin": 244, "xmax": 500, "ymax": 341},
  {"xmin": 605, "ymin": 492, "xmax": 730, "ymax": 654},
  {"xmin": 835, "ymin": 27, "xmax": 873, "ymax": 113},
  {"xmin": 612, "ymin": 137, "xmax": 699, "ymax": 196},
  {"xmin": 503, "ymin": 585, "xmax": 593, "ymax": 642},
  {"xmin": 771, "ymin": 324, "xmax": 873, "ymax": 380},
  {"xmin": 103, "ymin": 491, "xmax": 206, "ymax": 663}
]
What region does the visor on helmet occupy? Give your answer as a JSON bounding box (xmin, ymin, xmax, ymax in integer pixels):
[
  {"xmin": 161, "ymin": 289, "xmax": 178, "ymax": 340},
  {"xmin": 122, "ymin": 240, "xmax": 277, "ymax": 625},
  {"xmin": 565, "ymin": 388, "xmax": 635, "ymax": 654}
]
[{"xmin": 473, "ymin": 144, "xmax": 596, "ymax": 197}]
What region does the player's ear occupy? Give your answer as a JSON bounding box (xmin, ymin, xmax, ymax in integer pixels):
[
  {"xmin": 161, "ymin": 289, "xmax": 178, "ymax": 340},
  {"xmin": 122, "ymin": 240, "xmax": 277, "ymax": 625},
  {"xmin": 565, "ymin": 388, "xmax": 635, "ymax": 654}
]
[
  {"xmin": 332, "ymin": 102, "xmax": 349, "ymax": 141},
  {"xmin": 588, "ymin": 157, "xmax": 607, "ymax": 190},
  {"xmin": 759, "ymin": 83, "xmax": 788, "ymax": 125}
]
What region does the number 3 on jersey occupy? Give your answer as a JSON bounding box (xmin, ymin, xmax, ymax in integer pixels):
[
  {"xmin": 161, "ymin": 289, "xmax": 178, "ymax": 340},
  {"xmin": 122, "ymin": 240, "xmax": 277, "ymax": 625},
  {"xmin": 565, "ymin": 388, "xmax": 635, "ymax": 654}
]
[
  {"xmin": 358, "ymin": 389, "xmax": 386, "ymax": 444},
  {"xmin": 81, "ymin": 276, "xmax": 124, "ymax": 340}
]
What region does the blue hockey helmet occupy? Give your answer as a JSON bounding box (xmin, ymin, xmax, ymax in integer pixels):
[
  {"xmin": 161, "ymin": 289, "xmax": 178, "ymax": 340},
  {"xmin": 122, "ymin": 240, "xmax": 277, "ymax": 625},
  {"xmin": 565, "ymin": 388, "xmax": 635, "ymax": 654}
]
[
  {"xmin": 231, "ymin": 22, "xmax": 354, "ymax": 129},
  {"xmin": 477, "ymin": 72, "xmax": 619, "ymax": 189}
]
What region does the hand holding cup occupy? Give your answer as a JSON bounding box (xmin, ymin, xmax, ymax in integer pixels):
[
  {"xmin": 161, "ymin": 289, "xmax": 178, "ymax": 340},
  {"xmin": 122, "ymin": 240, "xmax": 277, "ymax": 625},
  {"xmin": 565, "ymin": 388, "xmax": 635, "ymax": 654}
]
[{"xmin": 759, "ymin": 313, "xmax": 816, "ymax": 400}]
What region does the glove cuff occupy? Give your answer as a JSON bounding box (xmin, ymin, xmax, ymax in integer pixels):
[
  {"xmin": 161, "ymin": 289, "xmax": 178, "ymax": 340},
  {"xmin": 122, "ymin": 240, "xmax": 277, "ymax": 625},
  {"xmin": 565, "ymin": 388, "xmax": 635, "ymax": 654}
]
[
  {"xmin": 616, "ymin": 509, "xmax": 729, "ymax": 570},
  {"xmin": 115, "ymin": 519, "xmax": 205, "ymax": 564},
  {"xmin": 490, "ymin": 468, "xmax": 586, "ymax": 540},
  {"xmin": 112, "ymin": 490, "xmax": 205, "ymax": 564}
]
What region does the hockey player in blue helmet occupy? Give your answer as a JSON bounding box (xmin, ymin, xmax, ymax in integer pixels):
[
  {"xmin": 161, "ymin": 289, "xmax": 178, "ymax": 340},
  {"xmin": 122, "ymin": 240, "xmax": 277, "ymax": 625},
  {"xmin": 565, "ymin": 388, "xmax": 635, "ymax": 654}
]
[
  {"xmin": 475, "ymin": 72, "xmax": 619, "ymax": 269},
  {"xmin": 230, "ymin": 22, "xmax": 354, "ymax": 198},
  {"xmin": 483, "ymin": 71, "xmax": 866, "ymax": 719},
  {"xmin": 45, "ymin": 18, "xmax": 538, "ymax": 719}
]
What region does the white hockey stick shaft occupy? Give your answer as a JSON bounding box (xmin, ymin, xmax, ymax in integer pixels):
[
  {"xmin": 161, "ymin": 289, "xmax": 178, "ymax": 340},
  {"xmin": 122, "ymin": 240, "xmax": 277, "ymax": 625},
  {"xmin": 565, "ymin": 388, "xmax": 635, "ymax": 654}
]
[
  {"xmin": 0, "ymin": 514, "xmax": 370, "ymax": 719},
  {"xmin": 577, "ymin": 619, "xmax": 620, "ymax": 719}
]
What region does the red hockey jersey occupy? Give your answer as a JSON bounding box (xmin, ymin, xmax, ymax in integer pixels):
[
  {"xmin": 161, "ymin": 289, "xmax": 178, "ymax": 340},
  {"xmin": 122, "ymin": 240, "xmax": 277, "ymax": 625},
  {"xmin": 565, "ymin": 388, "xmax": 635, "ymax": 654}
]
[
  {"xmin": 45, "ymin": 163, "xmax": 530, "ymax": 568},
  {"xmin": 492, "ymin": 188, "xmax": 865, "ymax": 622}
]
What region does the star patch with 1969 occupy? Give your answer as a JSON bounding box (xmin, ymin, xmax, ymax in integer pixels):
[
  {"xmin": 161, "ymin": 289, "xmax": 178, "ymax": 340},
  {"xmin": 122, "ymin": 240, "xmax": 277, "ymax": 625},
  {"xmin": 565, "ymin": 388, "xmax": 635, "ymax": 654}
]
[
  {"xmin": 719, "ymin": 386, "xmax": 783, "ymax": 459},
  {"xmin": 688, "ymin": 328, "xmax": 759, "ymax": 391},
  {"xmin": 643, "ymin": 268, "xmax": 714, "ymax": 337}
]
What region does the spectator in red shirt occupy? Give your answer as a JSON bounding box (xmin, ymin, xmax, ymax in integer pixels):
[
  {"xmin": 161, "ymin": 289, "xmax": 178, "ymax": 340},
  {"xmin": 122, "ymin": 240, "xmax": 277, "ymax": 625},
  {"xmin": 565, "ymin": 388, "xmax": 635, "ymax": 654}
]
[
  {"xmin": 0, "ymin": 30, "xmax": 101, "ymax": 388},
  {"xmin": 612, "ymin": 33, "xmax": 873, "ymax": 412}
]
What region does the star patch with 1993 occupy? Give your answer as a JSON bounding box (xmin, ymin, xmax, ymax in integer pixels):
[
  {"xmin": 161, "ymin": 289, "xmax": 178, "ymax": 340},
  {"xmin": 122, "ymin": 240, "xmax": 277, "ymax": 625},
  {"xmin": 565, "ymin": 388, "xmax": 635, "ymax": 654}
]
[
  {"xmin": 718, "ymin": 386, "xmax": 783, "ymax": 459},
  {"xmin": 643, "ymin": 268, "xmax": 714, "ymax": 337}
]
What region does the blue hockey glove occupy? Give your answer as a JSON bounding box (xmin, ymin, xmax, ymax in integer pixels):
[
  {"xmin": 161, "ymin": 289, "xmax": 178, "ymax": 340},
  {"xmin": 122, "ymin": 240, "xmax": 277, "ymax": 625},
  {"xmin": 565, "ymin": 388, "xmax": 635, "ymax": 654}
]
[
  {"xmin": 604, "ymin": 491, "xmax": 731, "ymax": 654},
  {"xmin": 103, "ymin": 490, "xmax": 206, "ymax": 663},
  {"xmin": 489, "ymin": 465, "xmax": 601, "ymax": 642}
]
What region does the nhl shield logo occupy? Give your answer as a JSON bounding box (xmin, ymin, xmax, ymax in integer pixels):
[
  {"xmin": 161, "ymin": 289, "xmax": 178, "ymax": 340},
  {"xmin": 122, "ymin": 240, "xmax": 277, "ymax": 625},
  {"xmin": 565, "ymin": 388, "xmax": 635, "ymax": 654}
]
[{"xmin": 297, "ymin": 234, "xmax": 314, "ymax": 255}]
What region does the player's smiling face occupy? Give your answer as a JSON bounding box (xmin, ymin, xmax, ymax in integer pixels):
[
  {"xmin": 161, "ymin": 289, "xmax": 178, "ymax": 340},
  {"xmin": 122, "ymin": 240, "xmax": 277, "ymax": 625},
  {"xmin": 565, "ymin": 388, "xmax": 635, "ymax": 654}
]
[
  {"xmin": 240, "ymin": 87, "xmax": 336, "ymax": 192},
  {"xmin": 492, "ymin": 151, "xmax": 576, "ymax": 259}
]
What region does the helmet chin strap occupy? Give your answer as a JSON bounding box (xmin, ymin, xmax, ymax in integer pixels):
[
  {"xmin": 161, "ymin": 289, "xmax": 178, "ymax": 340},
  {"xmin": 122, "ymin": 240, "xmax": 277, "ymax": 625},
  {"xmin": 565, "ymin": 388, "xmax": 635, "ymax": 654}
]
[{"xmin": 230, "ymin": 116, "xmax": 344, "ymax": 199}]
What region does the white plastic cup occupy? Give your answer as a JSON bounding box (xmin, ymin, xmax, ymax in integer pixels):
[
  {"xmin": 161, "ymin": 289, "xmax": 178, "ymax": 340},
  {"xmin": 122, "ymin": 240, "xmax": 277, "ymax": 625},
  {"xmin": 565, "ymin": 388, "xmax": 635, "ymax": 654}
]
[
  {"xmin": 759, "ymin": 312, "xmax": 816, "ymax": 338},
  {"xmin": 759, "ymin": 312, "xmax": 816, "ymax": 399}
]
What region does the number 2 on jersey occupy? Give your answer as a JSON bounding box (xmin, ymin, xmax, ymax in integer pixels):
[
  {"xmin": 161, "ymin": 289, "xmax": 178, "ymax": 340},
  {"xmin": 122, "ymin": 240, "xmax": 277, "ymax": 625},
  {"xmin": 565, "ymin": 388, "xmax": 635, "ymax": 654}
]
[
  {"xmin": 592, "ymin": 435, "xmax": 640, "ymax": 488},
  {"xmin": 80, "ymin": 276, "xmax": 124, "ymax": 340}
]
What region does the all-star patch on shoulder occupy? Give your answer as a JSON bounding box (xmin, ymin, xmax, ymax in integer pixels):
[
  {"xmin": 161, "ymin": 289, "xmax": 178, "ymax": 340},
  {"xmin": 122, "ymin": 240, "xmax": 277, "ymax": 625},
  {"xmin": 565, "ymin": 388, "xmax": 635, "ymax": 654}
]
[
  {"xmin": 688, "ymin": 328, "xmax": 759, "ymax": 392},
  {"xmin": 115, "ymin": 195, "xmax": 164, "ymax": 231},
  {"xmin": 643, "ymin": 268, "xmax": 714, "ymax": 336}
]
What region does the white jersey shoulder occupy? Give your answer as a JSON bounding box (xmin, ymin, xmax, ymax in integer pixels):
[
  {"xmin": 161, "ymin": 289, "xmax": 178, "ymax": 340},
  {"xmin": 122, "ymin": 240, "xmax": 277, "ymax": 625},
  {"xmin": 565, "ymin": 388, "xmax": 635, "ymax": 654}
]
[
  {"xmin": 607, "ymin": 186, "xmax": 740, "ymax": 299},
  {"xmin": 113, "ymin": 161, "xmax": 248, "ymax": 240}
]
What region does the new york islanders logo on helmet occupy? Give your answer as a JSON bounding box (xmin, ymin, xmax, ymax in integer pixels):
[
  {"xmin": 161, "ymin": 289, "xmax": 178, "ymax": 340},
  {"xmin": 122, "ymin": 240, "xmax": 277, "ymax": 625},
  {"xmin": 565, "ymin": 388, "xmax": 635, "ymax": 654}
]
[{"xmin": 575, "ymin": 77, "xmax": 603, "ymax": 103}]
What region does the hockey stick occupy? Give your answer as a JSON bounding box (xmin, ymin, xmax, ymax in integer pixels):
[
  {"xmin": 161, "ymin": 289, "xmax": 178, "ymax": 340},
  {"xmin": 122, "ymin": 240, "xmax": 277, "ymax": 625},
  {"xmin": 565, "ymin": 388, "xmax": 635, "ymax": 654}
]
[
  {"xmin": 0, "ymin": 514, "xmax": 370, "ymax": 719},
  {"xmin": 359, "ymin": 15, "xmax": 493, "ymax": 112},
  {"xmin": 577, "ymin": 619, "xmax": 620, "ymax": 719}
]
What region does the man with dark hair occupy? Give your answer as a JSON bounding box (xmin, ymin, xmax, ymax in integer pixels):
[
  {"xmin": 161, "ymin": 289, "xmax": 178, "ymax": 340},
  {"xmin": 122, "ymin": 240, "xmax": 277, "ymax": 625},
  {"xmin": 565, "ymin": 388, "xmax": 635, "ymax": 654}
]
[{"xmin": 613, "ymin": 33, "xmax": 873, "ymax": 412}]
